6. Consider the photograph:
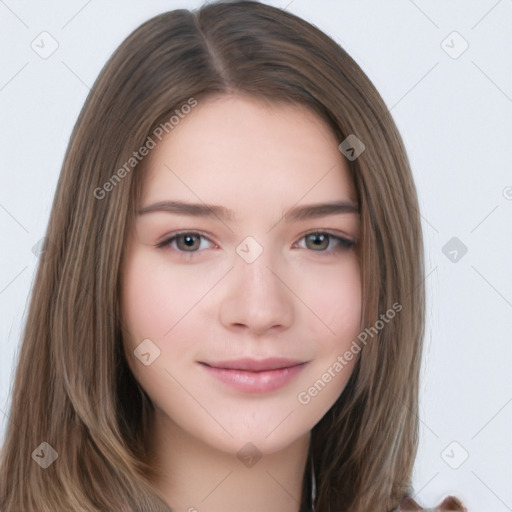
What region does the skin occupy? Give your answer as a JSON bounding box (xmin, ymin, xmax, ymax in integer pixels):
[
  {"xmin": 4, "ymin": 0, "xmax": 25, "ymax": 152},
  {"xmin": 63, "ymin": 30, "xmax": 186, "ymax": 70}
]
[{"xmin": 120, "ymin": 94, "xmax": 362, "ymax": 512}]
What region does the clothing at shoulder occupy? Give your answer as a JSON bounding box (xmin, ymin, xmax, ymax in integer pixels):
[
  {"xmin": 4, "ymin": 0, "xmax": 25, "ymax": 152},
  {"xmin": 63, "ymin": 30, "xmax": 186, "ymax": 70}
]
[{"xmin": 394, "ymin": 494, "xmax": 467, "ymax": 511}]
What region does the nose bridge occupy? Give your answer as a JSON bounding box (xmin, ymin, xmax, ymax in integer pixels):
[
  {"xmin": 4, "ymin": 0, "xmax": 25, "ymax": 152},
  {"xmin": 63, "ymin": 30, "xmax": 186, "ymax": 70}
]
[
  {"xmin": 235, "ymin": 234, "xmax": 283, "ymax": 300},
  {"xmin": 218, "ymin": 234, "xmax": 294, "ymax": 332}
]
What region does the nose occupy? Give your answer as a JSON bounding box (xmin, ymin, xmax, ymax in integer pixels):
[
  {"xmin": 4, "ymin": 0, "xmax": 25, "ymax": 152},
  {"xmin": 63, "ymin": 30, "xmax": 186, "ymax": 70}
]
[{"xmin": 218, "ymin": 247, "xmax": 294, "ymax": 336}]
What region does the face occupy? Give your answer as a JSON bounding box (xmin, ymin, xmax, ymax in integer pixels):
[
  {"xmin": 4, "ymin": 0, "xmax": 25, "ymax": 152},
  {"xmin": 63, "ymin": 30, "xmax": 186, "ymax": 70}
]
[{"xmin": 120, "ymin": 94, "xmax": 362, "ymax": 457}]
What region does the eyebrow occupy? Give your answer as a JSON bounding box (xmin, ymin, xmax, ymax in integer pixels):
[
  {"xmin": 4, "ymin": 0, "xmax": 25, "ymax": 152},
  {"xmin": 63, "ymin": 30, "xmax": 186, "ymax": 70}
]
[{"xmin": 137, "ymin": 200, "xmax": 359, "ymax": 222}]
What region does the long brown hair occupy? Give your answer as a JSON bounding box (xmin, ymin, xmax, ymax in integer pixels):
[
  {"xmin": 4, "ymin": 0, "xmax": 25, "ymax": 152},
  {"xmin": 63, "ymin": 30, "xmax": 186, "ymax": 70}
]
[{"xmin": 0, "ymin": 2, "xmax": 425, "ymax": 511}]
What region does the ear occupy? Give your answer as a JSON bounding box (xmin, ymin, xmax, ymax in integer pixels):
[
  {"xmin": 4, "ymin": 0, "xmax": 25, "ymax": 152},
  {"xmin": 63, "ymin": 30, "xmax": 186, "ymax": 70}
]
[
  {"xmin": 398, "ymin": 496, "xmax": 423, "ymax": 511},
  {"xmin": 435, "ymin": 496, "xmax": 467, "ymax": 511}
]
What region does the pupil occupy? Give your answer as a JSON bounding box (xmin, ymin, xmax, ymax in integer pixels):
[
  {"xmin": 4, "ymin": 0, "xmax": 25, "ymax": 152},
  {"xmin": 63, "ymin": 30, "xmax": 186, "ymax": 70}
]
[
  {"xmin": 309, "ymin": 234, "xmax": 327, "ymax": 250},
  {"xmin": 180, "ymin": 234, "xmax": 198, "ymax": 250}
]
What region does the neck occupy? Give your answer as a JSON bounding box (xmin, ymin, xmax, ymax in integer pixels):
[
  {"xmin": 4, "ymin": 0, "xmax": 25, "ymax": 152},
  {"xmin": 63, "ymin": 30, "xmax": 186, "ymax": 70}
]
[{"xmin": 147, "ymin": 410, "xmax": 311, "ymax": 512}]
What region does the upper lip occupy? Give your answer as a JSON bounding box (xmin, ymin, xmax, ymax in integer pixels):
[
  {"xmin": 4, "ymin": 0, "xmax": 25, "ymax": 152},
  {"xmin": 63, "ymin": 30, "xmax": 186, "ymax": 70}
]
[{"xmin": 200, "ymin": 357, "xmax": 305, "ymax": 372}]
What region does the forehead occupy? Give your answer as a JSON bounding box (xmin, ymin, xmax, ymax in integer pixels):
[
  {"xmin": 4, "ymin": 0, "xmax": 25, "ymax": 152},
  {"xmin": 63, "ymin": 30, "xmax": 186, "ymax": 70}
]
[{"xmin": 140, "ymin": 94, "xmax": 356, "ymax": 210}]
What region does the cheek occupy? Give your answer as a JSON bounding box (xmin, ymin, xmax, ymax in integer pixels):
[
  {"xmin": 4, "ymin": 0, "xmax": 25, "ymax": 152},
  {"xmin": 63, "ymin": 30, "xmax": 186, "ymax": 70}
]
[
  {"xmin": 299, "ymin": 255, "xmax": 362, "ymax": 346},
  {"xmin": 292, "ymin": 259, "xmax": 361, "ymax": 418},
  {"xmin": 121, "ymin": 247, "xmax": 206, "ymax": 342},
  {"xmin": 120, "ymin": 249, "xmax": 198, "ymax": 406},
  {"xmin": 120, "ymin": 246, "xmax": 225, "ymax": 389}
]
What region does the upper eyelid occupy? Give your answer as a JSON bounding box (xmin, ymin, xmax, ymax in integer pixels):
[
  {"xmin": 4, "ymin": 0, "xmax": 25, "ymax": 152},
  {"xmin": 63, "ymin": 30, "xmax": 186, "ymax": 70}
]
[{"xmin": 298, "ymin": 229, "xmax": 356, "ymax": 244}]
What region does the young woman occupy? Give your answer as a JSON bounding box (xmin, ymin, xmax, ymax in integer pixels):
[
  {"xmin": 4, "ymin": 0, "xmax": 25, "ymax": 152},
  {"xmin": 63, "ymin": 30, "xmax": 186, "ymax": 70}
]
[{"xmin": 0, "ymin": 1, "xmax": 466, "ymax": 511}]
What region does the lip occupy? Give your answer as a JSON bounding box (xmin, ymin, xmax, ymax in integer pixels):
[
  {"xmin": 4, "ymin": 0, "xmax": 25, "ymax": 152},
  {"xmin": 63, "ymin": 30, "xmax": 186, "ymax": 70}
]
[
  {"xmin": 198, "ymin": 358, "xmax": 307, "ymax": 393},
  {"xmin": 203, "ymin": 357, "xmax": 305, "ymax": 371}
]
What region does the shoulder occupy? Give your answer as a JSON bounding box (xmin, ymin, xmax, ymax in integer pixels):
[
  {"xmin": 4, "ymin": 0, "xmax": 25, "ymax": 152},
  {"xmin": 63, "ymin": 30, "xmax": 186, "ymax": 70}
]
[{"xmin": 395, "ymin": 495, "xmax": 467, "ymax": 511}]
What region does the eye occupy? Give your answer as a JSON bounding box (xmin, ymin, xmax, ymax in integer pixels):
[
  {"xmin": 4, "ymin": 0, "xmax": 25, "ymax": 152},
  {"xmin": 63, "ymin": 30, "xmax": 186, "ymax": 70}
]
[
  {"xmin": 296, "ymin": 231, "xmax": 355, "ymax": 254},
  {"xmin": 154, "ymin": 231, "xmax": 214, "ymax": 255}
]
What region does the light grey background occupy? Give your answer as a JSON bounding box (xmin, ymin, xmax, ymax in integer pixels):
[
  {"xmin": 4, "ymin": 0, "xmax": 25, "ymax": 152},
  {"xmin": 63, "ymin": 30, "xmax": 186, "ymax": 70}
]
[{"xmin": 1, "ymin": 1, "xmax": 511, "ymax": 510}]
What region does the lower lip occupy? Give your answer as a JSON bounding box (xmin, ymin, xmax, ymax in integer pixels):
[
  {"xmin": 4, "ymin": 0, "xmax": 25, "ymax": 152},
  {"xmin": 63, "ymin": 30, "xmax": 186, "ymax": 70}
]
[{"xmin": 199, "ymin": 363, "xmax": 306, "ymax": 393}]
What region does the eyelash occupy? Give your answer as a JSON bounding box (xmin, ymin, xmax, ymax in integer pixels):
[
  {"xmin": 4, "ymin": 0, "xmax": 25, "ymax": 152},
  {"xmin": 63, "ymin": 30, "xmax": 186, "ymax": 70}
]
[{"xmin": 154, "ymin": 230, "xmax": 356, "ymax": 258}]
